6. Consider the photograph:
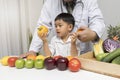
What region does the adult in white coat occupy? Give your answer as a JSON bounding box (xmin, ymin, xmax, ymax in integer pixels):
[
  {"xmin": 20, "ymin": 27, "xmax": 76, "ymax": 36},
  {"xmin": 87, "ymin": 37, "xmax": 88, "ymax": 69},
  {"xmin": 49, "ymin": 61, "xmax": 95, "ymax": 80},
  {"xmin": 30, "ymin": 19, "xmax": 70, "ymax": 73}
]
[{"xmin": 20, "ymin": 0, "xmax": 105, "ymax": 57}]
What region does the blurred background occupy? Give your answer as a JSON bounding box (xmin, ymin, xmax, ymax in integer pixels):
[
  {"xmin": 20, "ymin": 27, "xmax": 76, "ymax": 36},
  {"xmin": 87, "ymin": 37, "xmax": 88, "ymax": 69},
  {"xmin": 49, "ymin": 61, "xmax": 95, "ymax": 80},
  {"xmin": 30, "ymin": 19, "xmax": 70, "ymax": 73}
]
[{"xmin": 0, "ymin": 0, "xmax": 120, "ymax": 58}]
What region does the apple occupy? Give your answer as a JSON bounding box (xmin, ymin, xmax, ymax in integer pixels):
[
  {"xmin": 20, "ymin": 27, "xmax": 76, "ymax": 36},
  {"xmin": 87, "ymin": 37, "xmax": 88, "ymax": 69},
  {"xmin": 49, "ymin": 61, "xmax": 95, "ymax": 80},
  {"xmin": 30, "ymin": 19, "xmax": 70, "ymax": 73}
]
[
  {"xmin": 44, "ymin": 57, "xmax": 56, "ymax": 70},
  {"xmin": 15, "ymin": 58, "xmax": 25, "ymax": 69},
  {"xmin": 56, "ymin": 57, "xmax": 69, "ymax": 71},
  {"xmin": 53, "ymin": 55, "xmax": 63, "ymax": 65},
  {"xmin": 34, "ymin": 59, "xmax": 44, "ymax": 69},
  {"xmin": 68, "ymin": 58, "xmax": 81, "ymax": 72},
  {"xmin": 53, "ymin": 55, "xmax": 63, "ymax": 61},
  {"xmin": 8, "ymin": 57, "xmax": 18, "ymax": 67},
  {"xmin": 25, "ymin": 59, "xmax": 34, "ymax": 69}
]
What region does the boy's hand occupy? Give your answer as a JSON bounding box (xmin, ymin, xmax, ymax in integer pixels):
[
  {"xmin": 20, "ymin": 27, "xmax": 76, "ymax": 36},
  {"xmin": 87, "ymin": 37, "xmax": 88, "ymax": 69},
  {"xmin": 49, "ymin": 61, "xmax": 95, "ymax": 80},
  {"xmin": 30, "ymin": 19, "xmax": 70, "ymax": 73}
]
[
  {"xmin": 70, "ymin": 32, "xmax": 77, "ymax": 43},
  {"xmin": 38, "ymin": 33, "xmax": 48, "ymax": 42}
]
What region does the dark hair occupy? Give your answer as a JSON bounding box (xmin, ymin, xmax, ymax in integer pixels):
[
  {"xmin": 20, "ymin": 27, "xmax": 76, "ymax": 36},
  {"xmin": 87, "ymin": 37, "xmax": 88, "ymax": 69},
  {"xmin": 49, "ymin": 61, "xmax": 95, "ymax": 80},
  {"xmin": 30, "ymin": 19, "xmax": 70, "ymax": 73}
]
[{"xmin": 55, "ymin": 13, "xmax": 75, "ymax": 27}]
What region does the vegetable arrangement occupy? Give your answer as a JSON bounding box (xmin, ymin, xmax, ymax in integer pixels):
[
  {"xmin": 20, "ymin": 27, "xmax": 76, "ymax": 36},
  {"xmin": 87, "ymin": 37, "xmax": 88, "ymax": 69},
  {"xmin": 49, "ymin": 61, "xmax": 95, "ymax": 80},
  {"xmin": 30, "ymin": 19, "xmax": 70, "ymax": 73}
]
[{"xmin": 93, "ymin": 25, "xmax": 120, "ymax": 65}]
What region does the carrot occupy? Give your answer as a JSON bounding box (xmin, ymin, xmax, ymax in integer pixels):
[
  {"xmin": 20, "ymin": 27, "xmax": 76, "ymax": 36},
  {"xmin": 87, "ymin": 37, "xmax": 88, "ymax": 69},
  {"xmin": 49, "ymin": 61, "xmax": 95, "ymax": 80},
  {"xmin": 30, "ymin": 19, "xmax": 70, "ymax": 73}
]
[{"xmin": 113, "ymin": 35, "xmax": 119, "ymax": 41}]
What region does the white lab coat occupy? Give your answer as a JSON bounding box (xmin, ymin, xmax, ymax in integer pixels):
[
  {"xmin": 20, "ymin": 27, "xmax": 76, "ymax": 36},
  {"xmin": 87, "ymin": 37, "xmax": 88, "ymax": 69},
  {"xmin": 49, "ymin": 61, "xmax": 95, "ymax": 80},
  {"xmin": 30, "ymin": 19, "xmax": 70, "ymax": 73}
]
[{"xmin": 29, "ymin": 0, "xmax": 105, "ymax": 54}]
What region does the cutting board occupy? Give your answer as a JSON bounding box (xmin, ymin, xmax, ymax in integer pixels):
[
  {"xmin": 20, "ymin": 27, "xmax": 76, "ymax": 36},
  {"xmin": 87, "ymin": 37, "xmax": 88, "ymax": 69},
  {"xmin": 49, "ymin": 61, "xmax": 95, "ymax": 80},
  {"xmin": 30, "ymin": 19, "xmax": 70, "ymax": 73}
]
[{"xmin": 77, "ymin": 52, "xmax": 120, "ymax": 78}]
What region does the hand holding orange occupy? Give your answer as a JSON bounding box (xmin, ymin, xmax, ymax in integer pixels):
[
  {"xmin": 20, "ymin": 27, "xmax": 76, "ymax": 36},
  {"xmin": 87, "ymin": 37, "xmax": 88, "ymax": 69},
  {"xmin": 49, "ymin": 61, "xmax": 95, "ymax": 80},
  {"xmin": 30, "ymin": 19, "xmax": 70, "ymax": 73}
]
[{"xmin": 37, "ymin": 25, "xmax": 48, "ymax": 36}]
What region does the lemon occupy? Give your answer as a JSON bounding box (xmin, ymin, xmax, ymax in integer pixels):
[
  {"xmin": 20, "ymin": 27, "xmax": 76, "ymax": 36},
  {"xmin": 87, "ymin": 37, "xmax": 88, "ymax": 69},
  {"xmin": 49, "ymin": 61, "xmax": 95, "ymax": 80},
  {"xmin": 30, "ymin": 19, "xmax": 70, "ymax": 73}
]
[
  {"xmin": 1, "ymin": 56, "xmax": 10, "ymax": 66},
  {"xmin": 36, "ymin": 55, "xmax": 45, "ymax": 60}
]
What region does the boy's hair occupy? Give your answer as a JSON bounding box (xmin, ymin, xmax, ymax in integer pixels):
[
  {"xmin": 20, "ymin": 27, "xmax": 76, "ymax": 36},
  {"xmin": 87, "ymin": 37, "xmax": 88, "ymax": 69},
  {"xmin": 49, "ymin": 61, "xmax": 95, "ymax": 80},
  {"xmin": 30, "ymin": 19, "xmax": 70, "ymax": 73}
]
[{"xmin": 55, "ymin": 13, "xmax": 75, "ymax": 27}]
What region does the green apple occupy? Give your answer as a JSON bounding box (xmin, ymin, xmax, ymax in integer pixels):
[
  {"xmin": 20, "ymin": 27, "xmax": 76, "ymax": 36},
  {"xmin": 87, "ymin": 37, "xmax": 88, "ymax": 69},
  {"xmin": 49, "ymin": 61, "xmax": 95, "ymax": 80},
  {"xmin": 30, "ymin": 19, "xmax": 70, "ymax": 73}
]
[
  {"xmin": 25, "ymin": 59, "xmax": 34, "ymax": 69},
  {"xmin": 34, "ymin": 59, "xmax": 44, "ymax": 69},
  {"xmin": 15, "ymin": 58, "xmax": 25, "ymax": 69},
  {"xmin": 96, "ymin": 53, "xmax": 108, "ymax": 61}
]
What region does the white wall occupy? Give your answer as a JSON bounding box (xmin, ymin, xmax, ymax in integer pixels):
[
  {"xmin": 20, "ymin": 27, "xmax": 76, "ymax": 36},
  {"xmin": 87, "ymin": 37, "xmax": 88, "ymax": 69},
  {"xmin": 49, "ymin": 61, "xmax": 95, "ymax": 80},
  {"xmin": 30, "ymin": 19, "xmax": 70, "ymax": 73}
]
[
  {"xmin": 98, "ymin": 0, "xmax": 120, "ymax": 39},
  {"xmin": 0, "ymin": 0, "xmax": 44, "ymax": 58},
  {"xmin": 27, "ymin": 0, "xmax": 44, "ymax": 34},
  {"xmin": 98, "ymin": 0, "xmax": 120, "ymax": 26}
]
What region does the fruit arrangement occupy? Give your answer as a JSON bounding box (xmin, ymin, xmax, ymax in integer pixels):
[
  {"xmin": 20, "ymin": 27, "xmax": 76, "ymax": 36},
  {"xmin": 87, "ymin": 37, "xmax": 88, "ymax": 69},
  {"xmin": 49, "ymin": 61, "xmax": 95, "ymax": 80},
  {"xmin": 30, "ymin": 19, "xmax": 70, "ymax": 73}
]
[
  {"xmin": 93, "ymin": 25, "xmax": 120, "ymax": 65},
  {"xmin": 0, "ymin": 54, "xmax": 81, "ymax": 72}
]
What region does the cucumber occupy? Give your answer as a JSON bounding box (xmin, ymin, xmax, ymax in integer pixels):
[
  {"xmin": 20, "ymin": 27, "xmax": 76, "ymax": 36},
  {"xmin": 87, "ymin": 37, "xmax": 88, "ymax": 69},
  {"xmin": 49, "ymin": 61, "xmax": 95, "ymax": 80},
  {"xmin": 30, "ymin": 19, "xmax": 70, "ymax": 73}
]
[
  {"xmin": 101, "ymin": 48, "xmax": 120, "ymax": 62},
  {"xmin": 112, "ymin": 56, "xmax": 120, "ymax": 64}
]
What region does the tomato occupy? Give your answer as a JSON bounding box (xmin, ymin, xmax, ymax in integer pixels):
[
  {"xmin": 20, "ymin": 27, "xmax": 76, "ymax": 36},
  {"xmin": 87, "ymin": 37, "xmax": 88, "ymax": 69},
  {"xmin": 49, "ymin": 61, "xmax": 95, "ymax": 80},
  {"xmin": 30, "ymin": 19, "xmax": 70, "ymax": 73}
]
[
  {"xmin": 68, "ymin": 58, "xmax": 81, "ymax": 72},
  {"xmin": 8, "ymin": 57, "xmax": 18, "ymax": 67}
]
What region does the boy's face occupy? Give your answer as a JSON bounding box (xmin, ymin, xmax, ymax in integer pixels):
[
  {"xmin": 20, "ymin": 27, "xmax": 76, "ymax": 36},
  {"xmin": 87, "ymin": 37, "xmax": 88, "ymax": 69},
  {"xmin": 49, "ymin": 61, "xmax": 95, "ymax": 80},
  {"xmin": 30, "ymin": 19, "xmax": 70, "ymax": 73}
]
[{"xmin": 55, "ymin": 19, "xmax": 73, "ymax": 39}]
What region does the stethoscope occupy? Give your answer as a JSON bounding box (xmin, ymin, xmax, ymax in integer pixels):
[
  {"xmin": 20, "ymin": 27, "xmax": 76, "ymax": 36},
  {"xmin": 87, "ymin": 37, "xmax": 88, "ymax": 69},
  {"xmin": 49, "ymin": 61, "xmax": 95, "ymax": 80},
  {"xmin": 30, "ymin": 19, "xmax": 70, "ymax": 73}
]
[
  {"xmin": 60, "ymin": 0, "xmax": 84, "ymax": 29},
  {"xmin": 60, "ymin": 0, "xmax": 84, "ymax": 12}
]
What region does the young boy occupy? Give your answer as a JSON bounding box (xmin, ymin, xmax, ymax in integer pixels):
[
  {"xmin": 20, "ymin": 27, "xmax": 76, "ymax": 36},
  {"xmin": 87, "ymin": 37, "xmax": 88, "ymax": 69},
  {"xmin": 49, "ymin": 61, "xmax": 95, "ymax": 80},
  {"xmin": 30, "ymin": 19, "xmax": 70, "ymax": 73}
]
[{"xmin": 39, "ymin": 13, "xmax": 80, "ymax": 57}]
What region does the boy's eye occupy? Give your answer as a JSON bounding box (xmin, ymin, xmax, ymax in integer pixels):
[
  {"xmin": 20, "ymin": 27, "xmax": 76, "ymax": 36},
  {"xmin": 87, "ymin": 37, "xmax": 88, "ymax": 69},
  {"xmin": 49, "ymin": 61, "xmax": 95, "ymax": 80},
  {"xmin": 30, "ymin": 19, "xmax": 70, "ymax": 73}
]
[{"xmin": 59, "ymin": 25, "xmax": 62, "ymax": 27}]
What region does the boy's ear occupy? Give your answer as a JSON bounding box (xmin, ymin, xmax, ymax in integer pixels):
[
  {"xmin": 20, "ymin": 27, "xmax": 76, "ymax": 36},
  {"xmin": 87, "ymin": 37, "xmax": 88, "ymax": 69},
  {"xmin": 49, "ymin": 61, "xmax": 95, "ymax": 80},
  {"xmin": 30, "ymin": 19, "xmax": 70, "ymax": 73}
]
[{"xmin": 68, "ymin": 24, "xmax": 73, "ymax": 31}]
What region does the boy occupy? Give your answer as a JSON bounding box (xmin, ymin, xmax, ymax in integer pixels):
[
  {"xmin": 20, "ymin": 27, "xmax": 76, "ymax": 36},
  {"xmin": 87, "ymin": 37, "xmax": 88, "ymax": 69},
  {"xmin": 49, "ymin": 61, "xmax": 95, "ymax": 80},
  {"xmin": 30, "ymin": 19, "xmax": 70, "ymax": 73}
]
[{"xmin": 38, "ymin": 13, "xmax": 80, "ymax": 57}]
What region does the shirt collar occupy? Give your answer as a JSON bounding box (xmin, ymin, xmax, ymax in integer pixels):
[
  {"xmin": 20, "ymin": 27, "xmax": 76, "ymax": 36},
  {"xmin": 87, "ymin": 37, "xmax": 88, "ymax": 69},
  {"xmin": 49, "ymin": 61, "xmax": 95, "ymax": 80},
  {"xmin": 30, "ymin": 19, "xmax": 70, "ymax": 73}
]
[{"xmin": 55, "ymin": 36, "xmax": 71, "ymax": 43}]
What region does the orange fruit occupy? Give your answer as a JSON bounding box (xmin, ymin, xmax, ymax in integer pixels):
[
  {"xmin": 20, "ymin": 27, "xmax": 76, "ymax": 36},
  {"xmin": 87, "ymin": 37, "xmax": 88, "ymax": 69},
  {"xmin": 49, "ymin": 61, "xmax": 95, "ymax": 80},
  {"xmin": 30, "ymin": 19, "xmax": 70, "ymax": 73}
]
[
  {"xmin": 66, "ymin": 56, "xmax": 73, "ymax": 61},
  {"xmin": 77, "ymin": 29, "xmax": 83, "ymax": 32},
  {"xmin": 27, "ymin": 54, "xmax": 36, "ymax": 60},
  {"xmin": 37, "ymin": 25, "xmax": 48, "ymax": 36}
]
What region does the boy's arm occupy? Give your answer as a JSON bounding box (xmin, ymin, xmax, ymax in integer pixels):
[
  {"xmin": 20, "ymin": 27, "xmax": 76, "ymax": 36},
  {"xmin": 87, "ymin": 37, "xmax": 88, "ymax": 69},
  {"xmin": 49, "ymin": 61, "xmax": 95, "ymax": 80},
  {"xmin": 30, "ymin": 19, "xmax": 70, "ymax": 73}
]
[
  {"xmin": 70, "ymin": 33, "xmax": 78, "ymax": 56},
  {"xmin": 71, "ymin": 42, "xmax": 78, "ymax": 56},
  {"xmin": 43, "ymin": 40, "xmax": 52, "ymax": 56},
  {"xmin": 38, "ymin": 33, "xmax": 52, "ymax": 56}
]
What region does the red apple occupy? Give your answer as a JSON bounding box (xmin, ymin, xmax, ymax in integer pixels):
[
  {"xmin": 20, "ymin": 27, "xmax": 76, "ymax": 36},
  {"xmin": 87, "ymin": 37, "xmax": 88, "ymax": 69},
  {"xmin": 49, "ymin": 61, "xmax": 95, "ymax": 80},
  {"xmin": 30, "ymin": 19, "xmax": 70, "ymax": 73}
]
[
  {"xmin": 8, "ymin": 57, "xmax": 18, "ymax": 67},
  {"xmin": 44, "ymin": 57, "xmax": 56, "ymax": 70},
  {"xmin": 56, "ymin": 57, "xmax": 69, "ymax": 71},
  {"xmin": 53, "ymin": 55, "xmax": 63, "ymax": 61}
]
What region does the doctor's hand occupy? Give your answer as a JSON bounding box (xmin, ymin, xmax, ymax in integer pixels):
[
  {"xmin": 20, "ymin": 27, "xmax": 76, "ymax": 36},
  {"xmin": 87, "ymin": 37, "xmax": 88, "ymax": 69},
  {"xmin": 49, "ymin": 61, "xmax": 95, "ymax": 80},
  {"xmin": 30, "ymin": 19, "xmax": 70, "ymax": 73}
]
[
  {"xmin": 19, "ymin": 51, "xmax": 36, "ymax": 58},
  {"xmin": 77, "ymin": 26, "xmax": 97, "ymax": 42}
]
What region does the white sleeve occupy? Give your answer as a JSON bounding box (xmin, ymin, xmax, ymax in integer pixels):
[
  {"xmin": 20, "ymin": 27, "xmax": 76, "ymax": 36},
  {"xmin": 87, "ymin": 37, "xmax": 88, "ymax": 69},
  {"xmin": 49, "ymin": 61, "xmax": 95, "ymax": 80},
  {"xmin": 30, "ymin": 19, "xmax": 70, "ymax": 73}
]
[
  {"xmin": 29, "ymin": 0, "xmax": 53, "ymax": 52},
  {"xmin": 87, "ymin": 0, "xmax": 105, "ymax": 38}
]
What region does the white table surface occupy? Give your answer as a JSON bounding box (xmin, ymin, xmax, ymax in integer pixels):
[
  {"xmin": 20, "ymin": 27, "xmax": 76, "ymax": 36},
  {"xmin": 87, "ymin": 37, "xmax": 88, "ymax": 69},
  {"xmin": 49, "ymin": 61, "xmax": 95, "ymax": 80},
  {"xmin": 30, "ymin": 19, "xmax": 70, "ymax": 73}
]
[{"xmin": 0, "ymin": 64, "xmax": 119, "ymax": 80}]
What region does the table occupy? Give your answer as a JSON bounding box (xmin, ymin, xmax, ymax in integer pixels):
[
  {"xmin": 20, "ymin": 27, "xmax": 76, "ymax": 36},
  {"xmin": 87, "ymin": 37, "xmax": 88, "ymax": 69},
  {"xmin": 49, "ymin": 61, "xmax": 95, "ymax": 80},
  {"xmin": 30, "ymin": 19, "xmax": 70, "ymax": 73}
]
[{"xmin": 0, "ymin": 64, "xmax": 119, "ymax": 80}]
